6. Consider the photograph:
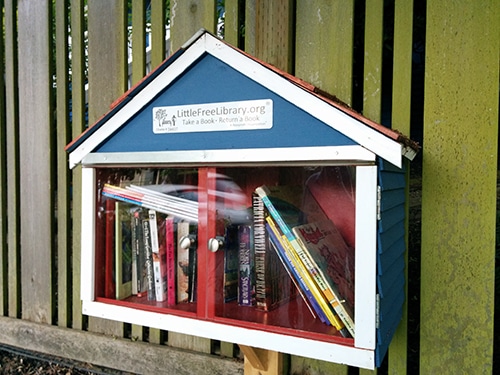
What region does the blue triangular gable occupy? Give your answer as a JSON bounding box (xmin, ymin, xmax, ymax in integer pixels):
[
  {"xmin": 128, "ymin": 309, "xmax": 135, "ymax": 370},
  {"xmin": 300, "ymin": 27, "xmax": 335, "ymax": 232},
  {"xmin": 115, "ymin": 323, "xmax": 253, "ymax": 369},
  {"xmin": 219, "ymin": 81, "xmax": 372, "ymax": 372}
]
[{"xmin": 95, "ymin": 53, "xmax": 356, "ymax": 153}]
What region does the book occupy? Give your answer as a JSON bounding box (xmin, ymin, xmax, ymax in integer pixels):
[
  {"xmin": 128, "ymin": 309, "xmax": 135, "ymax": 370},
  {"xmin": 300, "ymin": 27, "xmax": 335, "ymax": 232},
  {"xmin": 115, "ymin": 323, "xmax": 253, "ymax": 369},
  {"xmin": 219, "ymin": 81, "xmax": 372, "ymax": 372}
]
[
  {"xmin": 104, "ymin": 198, "xmax": 115, "ymax": 299},
  {"xmin": 253, "ymin": 193, "xmax": 296, "ymax": 311},
  {"xmin": 165, "ymin": 217, "xmax": 176, "ymax": 305},
  {"xmin": 176, "ymin": 221, "xmax": 190, "ymax": 303},
  {"xmin": 265, "ymin": 218, "xmax": 327, "ymax": 324},
  {"xmin": 142, "ymin": 218, "xmax": 156, "ymax": 301},
  {"xmin": 223, "ymin": 224, "xmax": 239, "ymax": 302},
  {"xmin": 238, "ymin": 224, "xmax": 254, "ymax": 306},
  {"xmin": 102, "ymin": 183, "xmax": 198, "ymax": 223},
  {"xmin": 132, "ymin": 209, "xmax": 147, "ymax": 296},
  {"xmin": 115, "ymin": 202, "xmax": 133, "ymax": 300},
  {"xmin": 255, "ymin": 185, "xmax": 348, "ymax": 336},
  {"xmin": 149, "ymin": 210, "xmax": 168, "ymax": 302},
  {"xmin": 293, "ymin": 220, "xmax": 355, "ymax": 337}
]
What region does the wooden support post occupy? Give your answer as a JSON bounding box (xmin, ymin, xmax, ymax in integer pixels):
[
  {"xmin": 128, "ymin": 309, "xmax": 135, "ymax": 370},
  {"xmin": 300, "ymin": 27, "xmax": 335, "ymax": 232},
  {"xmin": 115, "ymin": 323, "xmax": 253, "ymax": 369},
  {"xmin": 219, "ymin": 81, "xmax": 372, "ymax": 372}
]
[{"xmin": 239, "ymin": 345, "xmax": 283, "ymax": 375}]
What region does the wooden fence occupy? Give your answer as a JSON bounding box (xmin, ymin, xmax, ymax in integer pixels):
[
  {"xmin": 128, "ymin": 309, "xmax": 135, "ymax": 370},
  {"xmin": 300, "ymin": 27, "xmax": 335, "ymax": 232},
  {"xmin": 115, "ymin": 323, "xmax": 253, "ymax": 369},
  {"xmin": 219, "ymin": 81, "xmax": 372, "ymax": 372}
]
[{"xmin": 0, "ymin": 1, "xmax": 498, "ymax": 374}]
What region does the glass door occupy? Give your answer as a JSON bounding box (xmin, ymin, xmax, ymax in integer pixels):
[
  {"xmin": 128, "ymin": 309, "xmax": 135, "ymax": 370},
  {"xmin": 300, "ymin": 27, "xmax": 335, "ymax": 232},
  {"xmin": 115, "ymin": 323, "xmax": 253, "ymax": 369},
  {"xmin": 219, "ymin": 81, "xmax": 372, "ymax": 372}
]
[
  {"xmin": 94, "ymin": 166, "xmax": 201, "ymax": 317},
  {"xmin": 209, "ymin": 166, "xmax": 356, "ymax": 341}
]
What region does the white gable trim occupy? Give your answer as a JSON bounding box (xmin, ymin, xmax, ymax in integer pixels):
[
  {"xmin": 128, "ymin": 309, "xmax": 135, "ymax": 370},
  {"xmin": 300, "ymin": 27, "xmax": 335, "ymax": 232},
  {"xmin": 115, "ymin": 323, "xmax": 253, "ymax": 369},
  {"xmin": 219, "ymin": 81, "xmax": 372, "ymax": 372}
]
[
  {"xmin": 80, "ymin": 145, "xmax": 376, "ymax": 166},
  {"xmin": 69, "ymin": 32, "xmax": 404, "ymax": 169}
]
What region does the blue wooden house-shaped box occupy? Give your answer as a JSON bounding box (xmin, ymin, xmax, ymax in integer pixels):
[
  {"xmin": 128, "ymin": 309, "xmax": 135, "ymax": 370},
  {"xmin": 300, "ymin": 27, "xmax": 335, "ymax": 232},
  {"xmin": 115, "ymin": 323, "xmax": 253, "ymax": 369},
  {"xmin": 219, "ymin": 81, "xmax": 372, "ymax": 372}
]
[{"xmin": 67, "ymin": 30, "xmax": 418, "ymax": 369}]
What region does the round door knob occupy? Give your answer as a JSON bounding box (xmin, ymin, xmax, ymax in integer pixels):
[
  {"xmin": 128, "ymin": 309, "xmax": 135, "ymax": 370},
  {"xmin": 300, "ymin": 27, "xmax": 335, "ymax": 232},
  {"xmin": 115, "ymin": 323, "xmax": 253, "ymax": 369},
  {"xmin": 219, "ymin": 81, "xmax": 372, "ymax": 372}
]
[
  {"xmin": 179, "ymin": 235, "xmax": 196, "ymax": 250},
  {"xmin": 208, "ymin": 236, "xmax": 225, "ymax": 252}
]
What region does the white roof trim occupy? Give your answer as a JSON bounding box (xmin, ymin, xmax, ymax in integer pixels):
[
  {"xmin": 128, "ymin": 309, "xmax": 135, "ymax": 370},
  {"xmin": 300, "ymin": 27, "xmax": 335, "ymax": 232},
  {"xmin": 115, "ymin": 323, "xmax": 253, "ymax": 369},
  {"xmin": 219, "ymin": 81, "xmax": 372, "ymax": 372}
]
[
  {"xmin": 69, "ymin": 32, "xmax": 404, "ymax": 169},
  {"xmin": 80, "ymin": 145, "xmax": 376, "ymax": 166}
]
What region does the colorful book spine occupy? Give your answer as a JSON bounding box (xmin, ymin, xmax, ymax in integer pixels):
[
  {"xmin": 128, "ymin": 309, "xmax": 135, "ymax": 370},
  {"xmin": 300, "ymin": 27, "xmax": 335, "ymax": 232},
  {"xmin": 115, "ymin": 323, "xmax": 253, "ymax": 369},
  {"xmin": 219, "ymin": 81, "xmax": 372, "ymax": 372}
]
[
  {"xmin": 253, "ymin": 193, "xmax": 295, "ymax": 311},
  {"xmin": 133, "ymin": 209, "xmax": 147, "ymax": 297},
  {"xmin": 265, "ymin": 219, "xmax": 326, "ymax": 323},
  {"xmin": 256, "ymin": 186, "xmax": 347, "ymax": 335},
  {"xmin": 149, "ymin": 210, "xmax": 168, "ymax": 302},
  {"xmin": 238, "ymin": 224, "xmax": 254, "ymax": 306},
  {"xmin": 142, "ymin": 218, "xmax": 156, "ymax": 301},
  {"xmin": 176, "ymin": 221, "xmax": 190, "ymax": 303},
  {"xmin": 130, "ymin": 211, "xmax": 139, "ymax": 295},
  {"xmin": 115, "ymin": 202, "xmax": 133, "ymax": 300},
  {"xmin": 293, "ymin": 221, "xmax": 355, "ymax": 337},
  {"xmin": 223, "ymin": 225, "xmax": 239, "ymax": 302},
  {"xmin": 165, "ymin": 217, "xmax": 176, "ymax": 305}
]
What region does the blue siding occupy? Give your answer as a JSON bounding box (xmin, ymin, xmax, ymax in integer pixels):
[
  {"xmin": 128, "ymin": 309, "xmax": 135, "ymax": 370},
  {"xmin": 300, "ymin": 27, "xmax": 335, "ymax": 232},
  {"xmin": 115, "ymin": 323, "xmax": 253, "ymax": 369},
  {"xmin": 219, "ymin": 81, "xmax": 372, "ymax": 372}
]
[
  {"xmin": 95, "ymin": 54, "xmax": 357, "ymax": 153},
  {"xmin": 375, "ymin": 158, "xmax": 407, "ymax": 367}
]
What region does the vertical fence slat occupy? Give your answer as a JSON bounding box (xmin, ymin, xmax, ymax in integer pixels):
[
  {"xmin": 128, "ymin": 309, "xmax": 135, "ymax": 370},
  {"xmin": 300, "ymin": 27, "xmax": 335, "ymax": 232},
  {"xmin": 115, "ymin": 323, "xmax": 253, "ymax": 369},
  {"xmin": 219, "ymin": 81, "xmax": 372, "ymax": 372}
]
[
  {"xmin": 129, "ymin": 1, "xmax": 146, "ymax": 342},
  {"xmin": 150, "ymin": 0, "xmax": 167, "ymax": 67},
  {"xmin": 295, "ymin": 0, "xmax": 354, "ymax": 105},
  {"xmin": 224, "ymin": 0, "xmax": 240, "ymax": 47},
  {"xmin": 167, "ymin": 0, "xmax": 217, "ymax": 356},
  {"xmin": 254, "ymin": 0, "xmax": 294, "ymax": 73},
  {"xmin": 388, "ymin": 1, "xmax": 413, "ymax": 373},
  {"xmin": 244, "ymin": 0, "xmax": 256, "ymax": 55},
  {"xmin": 363, "ymin": 0, "xmax": 383, "ymax": 123},
  {"xmin": 55, "ymin": 0, "xmax": 71, "ymax": 329},
  {"xmin": 0, "ymin": 0, "xmax": 6, "ymax": 316},
  {"xmin": 293, "ymin": 1, "xmax": 354, "ymax": 374},
  {"xmin": 86, "ymin": 0, "xmax": 127, "ymax": 336},
  {"xmin": 170, "ymin": 0, "xmax": 217, "ymax": 51},
  {"xmin": 359, "ymin": 3, "xmax": 384, "ymax": 374},
  {"xmin": 420, "ymin": 1, "xmax": 499, "ymax": 373},
  {"xmin": 131, "ymin": 0, "xmax": 146, "ymax": 86},
  {"xmin": 70, "ymin": 0, "xmax": 86, "ymax": 331},
  {"xmin": 18, "ymin": 0, "xmax": 54, "ymax": 324},
  {"xmin": 5, "ymin": 0, "xmax": 20, "ymax": 320}
]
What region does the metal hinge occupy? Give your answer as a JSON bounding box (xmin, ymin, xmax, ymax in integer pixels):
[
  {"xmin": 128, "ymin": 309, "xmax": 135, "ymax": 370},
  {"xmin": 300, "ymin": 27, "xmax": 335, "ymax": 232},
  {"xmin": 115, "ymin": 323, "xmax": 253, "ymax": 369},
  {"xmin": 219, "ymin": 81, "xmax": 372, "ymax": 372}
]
[
  {"xmin": 376, "ymin": 293, "xmax": 380, "ymax": 329},
  {"xmin": 376, "ymin": 185, "xmax": 381, "ymax": 220}
]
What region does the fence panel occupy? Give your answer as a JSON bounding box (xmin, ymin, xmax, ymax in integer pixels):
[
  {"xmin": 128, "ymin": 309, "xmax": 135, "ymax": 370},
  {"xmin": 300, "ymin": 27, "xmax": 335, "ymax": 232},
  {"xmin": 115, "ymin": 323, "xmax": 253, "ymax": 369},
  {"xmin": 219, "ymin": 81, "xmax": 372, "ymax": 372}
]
[
  {"xmin": 420, "ymin": 1, "xmax": 498, "ymax": 373},
  {"xmin": 0, "ymin": 1, "xmax": 498, "ymax": 374}
]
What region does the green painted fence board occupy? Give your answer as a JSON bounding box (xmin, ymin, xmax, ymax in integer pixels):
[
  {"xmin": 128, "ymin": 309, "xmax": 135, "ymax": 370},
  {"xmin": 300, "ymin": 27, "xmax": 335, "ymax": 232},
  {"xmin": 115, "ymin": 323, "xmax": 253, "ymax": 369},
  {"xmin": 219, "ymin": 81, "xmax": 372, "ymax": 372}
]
[
  {"xmin": 295, "ymin": 0, "xmax": 354, "ymax": 105},
  {"xmin": 151, "ymin": 0, "xmax": 167, "ymax": 66},
  {"xmin": 131, "ymin": 0, "xmax": 146, "ymax": 85},
  {"xmin": 224, "ymin": 0, "xmax": 240, "ymax": 47},
  {"xmin": 388, "ymin": 1, "xmax": 413, "ymax": 373},
  {"xmin": 420, "ymin": 1, "xmax": 499, "ymax": 373},
  {"xmin": 363, "ymin": 0, "xmax": 383, "ymax": 123}
]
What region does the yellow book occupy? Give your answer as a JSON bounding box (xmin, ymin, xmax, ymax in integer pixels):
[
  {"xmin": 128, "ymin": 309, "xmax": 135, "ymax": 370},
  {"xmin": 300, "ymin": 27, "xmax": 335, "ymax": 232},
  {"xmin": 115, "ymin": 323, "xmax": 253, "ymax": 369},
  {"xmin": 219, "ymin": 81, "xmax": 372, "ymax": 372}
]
[{"xmin": 266, "ymin": 215, "xmax": 347, "ymax": 333}]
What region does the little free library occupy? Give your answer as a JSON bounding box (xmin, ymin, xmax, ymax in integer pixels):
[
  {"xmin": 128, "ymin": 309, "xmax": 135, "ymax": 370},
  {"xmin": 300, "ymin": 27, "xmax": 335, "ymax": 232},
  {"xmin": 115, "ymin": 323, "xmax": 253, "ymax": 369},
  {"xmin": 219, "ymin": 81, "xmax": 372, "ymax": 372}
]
[{"xmin": 66, "ymin": 30, "xmax": 419, "ymax": 370}]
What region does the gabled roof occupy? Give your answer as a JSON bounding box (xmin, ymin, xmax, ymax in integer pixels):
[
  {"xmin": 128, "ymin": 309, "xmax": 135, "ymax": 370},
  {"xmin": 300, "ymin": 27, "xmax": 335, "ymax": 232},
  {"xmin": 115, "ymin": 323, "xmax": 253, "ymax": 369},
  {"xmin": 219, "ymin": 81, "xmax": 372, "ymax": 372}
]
[{"xmin": 66, "ymin": 29, "xmax": 419, "ymax": 169}]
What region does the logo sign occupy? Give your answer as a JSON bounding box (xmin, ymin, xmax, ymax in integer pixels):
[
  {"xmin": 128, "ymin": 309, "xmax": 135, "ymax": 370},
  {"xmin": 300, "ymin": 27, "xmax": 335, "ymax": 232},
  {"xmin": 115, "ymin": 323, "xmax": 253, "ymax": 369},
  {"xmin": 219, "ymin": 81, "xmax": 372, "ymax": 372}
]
[{"xmin": 152, "ymin": 99, "xmax": 273, "ymax": 134}]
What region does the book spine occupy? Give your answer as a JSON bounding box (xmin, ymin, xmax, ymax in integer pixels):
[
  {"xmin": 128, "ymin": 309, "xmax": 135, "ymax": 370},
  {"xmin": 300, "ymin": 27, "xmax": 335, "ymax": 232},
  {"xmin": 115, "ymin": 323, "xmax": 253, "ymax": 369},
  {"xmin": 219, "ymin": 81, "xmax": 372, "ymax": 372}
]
[
  {"xmin": 265, "ymin": 220, "xmax": 326, "ymax": 323},
  {"xmin": 223, "ymin": 225, "xmax": 238, "ymax": 302},
  {"xmin": 149, "ymin": 210, "xmax": 168, "ymax": 302},
  {"xmin": 238, "ymin": 224, "xmax": 254, "ymax": 306},
  {"xmin": 252, "ymin": 193, "xmax": 267, "ymax": 309},
  {"xmin": 131, "ymin": 212, "xmax": 138, "ymax": 295},
  {"xmin": 104, "ymin": 199, "xmax": 115, "ymax": 299},
  {"xmin": 165, "ymin": 217, "xmax": 176, "ymax": 305},
  {"xmin": 176, "ymin": 221, "xmax": 190, "ymax": 303},
  {"xmin": 256, "ymin": 186, "xmax": 346, "ymax": 333},
  {"xmin": 295, "ymin": 234, "xmax": 355, "ymax": 337},
  {"xmin": 142, "ymin": 219, "xmax": 156, "ymax": 301}
]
